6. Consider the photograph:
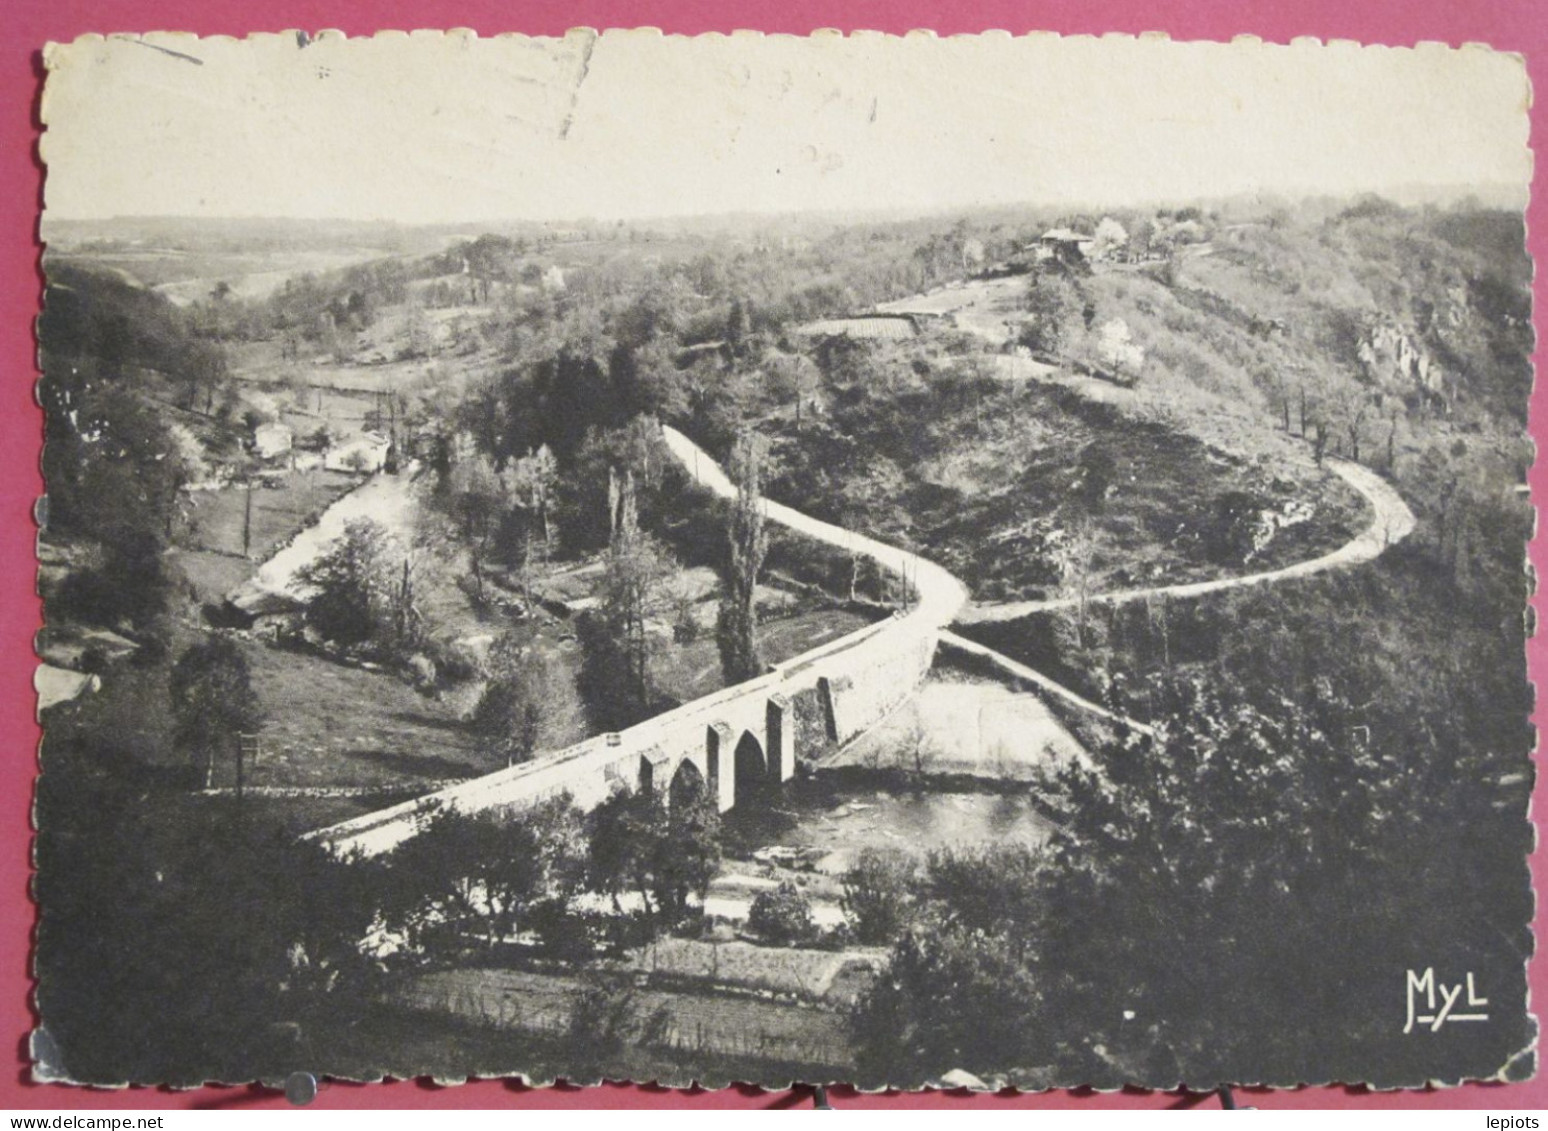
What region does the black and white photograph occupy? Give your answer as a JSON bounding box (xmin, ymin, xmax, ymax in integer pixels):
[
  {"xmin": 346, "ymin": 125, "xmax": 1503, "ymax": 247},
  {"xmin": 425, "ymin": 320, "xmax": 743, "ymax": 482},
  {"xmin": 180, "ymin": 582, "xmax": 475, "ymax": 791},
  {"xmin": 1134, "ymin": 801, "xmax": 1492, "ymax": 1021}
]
[{"xmin": 31, "ymin": 29, "xmax": 1536, "ymax": 1091}]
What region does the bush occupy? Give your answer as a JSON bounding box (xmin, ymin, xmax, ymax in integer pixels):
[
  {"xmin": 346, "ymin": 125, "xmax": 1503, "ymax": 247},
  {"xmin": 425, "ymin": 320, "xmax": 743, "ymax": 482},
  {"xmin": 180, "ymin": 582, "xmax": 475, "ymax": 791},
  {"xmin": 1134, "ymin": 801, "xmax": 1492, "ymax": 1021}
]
[
  {"xmin": 671, "ymin": 591, "xmax": 699, "ymax": 643},
  {"xmin": 841, "ymin": 848, "xmax": 917, "ymax": 945},
  {"xmin": 747, "ymin": 881, "xmax": 816, "ymax": 946}
]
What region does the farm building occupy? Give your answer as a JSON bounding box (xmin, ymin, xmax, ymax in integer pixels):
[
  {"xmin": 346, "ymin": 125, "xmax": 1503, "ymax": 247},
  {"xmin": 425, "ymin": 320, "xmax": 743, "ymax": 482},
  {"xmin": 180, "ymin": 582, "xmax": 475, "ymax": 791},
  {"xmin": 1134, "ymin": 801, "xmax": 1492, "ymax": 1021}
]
[{"xmin": 324, "ymin": 432, "xmax": 392, "ymax": 474}]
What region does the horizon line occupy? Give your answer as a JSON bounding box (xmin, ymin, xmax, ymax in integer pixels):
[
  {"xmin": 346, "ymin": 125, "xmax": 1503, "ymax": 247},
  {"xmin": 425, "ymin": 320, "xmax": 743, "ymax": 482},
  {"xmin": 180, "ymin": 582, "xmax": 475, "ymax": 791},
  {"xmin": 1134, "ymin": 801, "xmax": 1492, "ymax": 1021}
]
[{"xmin": 37, "ymin": 182, "xmax": 1531, "ymax": 233}]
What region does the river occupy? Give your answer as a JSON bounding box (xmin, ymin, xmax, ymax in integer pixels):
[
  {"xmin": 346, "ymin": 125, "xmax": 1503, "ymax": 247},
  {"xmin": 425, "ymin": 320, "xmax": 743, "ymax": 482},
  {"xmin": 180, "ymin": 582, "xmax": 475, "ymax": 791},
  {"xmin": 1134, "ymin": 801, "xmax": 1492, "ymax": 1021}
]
[
  {"xmin": 708, "ymin": 777, "xmax": 1057, "ymax": 927},
  {"xmin": 251, "ymin": 463, "xmax": 422, "ymax": 598}
]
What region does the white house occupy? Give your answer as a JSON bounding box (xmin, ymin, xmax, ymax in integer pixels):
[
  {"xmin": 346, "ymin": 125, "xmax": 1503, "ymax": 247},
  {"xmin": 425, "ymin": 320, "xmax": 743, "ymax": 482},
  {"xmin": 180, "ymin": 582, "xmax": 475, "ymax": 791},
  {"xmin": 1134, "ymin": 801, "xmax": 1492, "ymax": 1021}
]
[{"xmin": 324, "ymin": 432, "xmax": 392, "ymax": 474}]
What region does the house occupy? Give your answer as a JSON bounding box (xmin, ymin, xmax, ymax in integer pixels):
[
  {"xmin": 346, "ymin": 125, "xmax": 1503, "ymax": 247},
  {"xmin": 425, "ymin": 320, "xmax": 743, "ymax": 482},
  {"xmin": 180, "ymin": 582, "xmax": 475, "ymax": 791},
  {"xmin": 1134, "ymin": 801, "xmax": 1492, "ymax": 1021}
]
[
  {"xmin": 324, "ymin": 432, "xmax": 392, "ymax": 474},
  {"xmin": 254, "ymin": 422, "xmax": 293, "ymax": 460},
  {"xmin": 1035, "ymin": 229, "xmax": 1096, "ymax": 265},
  {"xmin": 540, "ymin": 264, "xmax": 567, "ymax": 293}
]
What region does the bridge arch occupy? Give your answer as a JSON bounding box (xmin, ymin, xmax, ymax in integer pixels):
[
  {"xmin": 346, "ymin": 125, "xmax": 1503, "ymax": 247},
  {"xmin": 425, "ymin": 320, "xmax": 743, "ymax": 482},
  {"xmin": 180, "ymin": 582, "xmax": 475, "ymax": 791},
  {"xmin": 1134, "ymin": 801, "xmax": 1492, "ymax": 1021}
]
[
  {"xmin": 668, "ymin": 757, "xmax": 706, "ymax": 810},
  {"xmin": 733, "ymin": 730, "xmax": 769, "ymax": 802}
]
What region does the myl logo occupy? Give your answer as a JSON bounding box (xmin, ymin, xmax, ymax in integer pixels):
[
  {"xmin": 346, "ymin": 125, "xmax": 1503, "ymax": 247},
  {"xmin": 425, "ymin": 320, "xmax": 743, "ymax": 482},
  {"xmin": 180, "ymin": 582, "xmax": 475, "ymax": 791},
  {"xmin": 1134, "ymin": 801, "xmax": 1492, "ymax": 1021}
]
[{"xmin": 1404, "ymin": 968, "xmax": 1489, "ymax": 1033}]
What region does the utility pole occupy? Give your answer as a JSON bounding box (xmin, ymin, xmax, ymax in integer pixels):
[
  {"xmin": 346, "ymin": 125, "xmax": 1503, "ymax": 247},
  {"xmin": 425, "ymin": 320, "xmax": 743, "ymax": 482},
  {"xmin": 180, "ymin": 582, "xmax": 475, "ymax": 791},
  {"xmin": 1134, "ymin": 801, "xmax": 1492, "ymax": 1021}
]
[{"xmin": 242, "ymin": 478, "xmax": 254, "ymax": 559}]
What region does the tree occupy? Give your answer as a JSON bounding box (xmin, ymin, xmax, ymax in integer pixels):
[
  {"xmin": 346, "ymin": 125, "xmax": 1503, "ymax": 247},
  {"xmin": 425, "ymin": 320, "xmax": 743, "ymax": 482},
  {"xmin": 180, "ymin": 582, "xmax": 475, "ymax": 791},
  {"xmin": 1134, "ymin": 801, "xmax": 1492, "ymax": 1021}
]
[
  {"xmin": 716, "ymin": 431, "xmax": 769, "ymax": 685},
  {"xmin": 438, "ymin": 451, "xmax": 514, "ymax": 603},
  {"xmin": 585, "ymin": 785, "xmax": 721, "ymax": 941},
  {"xmin": 617, "ymin": 338, "xmax": 691, "ymax": 421},
  {"xmin": 848, "ymin": 651, "xmax": 1534, "ymax": 1088},
  {"xmin": 896, "ymin": 717, "xmax": 939, "ymax": 782},
  {"xmin": 766, "ymin": 353, "xmax": 821, "ymax": 429},
  {"xmin": 577, "ymin": 471, "xmax": 672, "ymax": 729},
  {"xmin": 557, "ymin": 419, "xmax": 676, "ymax": 554},
  {"xmin": 472, "ymin": 633, "xmax": 583, "ymax": 767},
  {"xmin": 169, "ymin": 637, "xmax": 262, "ymax": 789},
  {"xmin": 747, "ymin": 881, "xmax": 816, "ymax": 946},
  {"xmin": 586, "ymin": 787, "xmax": 662, "ymax": 936},
  {"xmin": 1020, "ymin": 272, "xmax": 1086, "ymax": 359},
  {"xmin": 510, "ymin": 444, "xmax": 559, "ymax": 548},
  {"xmin": 653, "ymin": 788, "xmax": 722, "ymax": 924},
  {"xmin": 1090, "ymin": 216, "xmax": 1129, "ymax": 260},
  {"xmin": 1093, "ymin": 319, "xmax": 1145, "ymax": 385},
  {"xmin": 850, "ymin": 918, "xmax": 1045, "ymax": 1088},
  {"xmin": 841, "ymin": 848, "xmax": 917, "ymax": 945},
  {"xmin": 725, "ymin": 297, "xmax": 753, "ymax": 357},
  {"xmin": 296, "ymin": 518, "xmax": 417, "ymax": 654},
  {"xmin": 386, "ymin": 800, "xmax": 585, "ymax": 952}
]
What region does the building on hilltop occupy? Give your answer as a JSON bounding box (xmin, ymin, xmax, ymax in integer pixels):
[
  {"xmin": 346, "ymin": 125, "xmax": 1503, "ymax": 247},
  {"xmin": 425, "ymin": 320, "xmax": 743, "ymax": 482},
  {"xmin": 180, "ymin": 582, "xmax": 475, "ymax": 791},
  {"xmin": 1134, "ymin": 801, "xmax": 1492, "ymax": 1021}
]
[{"xmin": 1034, "ymin": 228, "xmax": 1096, "ymax": 266}]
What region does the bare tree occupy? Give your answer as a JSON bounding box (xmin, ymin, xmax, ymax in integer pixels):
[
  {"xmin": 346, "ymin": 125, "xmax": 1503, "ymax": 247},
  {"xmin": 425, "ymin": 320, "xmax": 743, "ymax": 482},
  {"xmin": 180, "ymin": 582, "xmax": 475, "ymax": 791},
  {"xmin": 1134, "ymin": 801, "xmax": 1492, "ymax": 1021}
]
[{"xmin": 899, "ymin": 715, "xmax": 939, "ymax": 782}]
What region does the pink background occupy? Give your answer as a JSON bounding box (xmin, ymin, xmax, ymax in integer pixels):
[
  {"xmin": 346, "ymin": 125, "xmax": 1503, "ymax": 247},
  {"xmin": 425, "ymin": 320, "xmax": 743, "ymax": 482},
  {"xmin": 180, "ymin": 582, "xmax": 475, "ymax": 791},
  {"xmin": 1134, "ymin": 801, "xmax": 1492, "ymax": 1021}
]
[{"xmin": 4, "ymin": 0, "xmax": 1545, "ymax": 1111}]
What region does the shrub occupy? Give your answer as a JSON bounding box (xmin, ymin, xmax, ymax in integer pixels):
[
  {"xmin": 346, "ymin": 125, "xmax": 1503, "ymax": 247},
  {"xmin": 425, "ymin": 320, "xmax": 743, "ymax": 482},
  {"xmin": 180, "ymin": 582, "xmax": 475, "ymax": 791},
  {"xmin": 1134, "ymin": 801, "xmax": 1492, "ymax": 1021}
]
[
  {"xmin": 563, "ymin": 977, "xmax": 668, "ymax": 1078},
  {"xmin": 747, "ymin": 880, "xmax": 816, "ymax": 946}
]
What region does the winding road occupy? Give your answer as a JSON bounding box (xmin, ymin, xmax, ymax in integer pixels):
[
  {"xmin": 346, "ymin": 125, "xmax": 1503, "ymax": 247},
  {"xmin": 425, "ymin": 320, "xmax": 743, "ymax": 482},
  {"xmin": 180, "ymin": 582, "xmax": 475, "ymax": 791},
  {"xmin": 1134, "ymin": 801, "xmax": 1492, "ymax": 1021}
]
[
  {"xmin": 662, "ymin": 426, "xmax": 970, "ymax": 630},
  {"xmin": 957, "ymin": 457, "xmax": 1415, "ymax": 625},
  {"xmin": 663, "ymin": 425, "xmax": 1415, "ymax": 735},
  {"xmin": 318, "ymin": 421, "xmax": 1416, "ymax": 851}
]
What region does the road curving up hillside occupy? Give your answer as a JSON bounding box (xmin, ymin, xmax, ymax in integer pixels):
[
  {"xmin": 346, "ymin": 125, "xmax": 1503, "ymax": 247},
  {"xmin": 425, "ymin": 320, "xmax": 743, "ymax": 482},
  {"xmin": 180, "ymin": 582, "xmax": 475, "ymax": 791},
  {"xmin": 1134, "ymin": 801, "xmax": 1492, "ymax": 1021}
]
[
  {"xmin": 957, "ymin": 457, "xmax": 1416, "ymax": 625},
  {"xmin": 661, "ymin": 424, "xmax": 971, "ymax": 631},
  {"xmin": 662, "ymin": 425, "xmax": 1416, "ymax": 742}
]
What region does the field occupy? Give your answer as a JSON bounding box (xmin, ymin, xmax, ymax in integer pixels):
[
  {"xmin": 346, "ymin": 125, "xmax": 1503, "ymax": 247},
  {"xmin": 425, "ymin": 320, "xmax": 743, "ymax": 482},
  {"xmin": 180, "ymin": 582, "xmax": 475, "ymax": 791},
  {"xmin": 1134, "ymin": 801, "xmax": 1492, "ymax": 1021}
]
[
  {"xmin": 181, "ymin": 471, "xmax": 360, "ymax": 569},
  {"xmin": 396, "ymin": 966, "xmax": 855, "ymax": 1075},
  {"xmin": 234, "ymin": 636, "xmax": 496, "ymax": 790}
]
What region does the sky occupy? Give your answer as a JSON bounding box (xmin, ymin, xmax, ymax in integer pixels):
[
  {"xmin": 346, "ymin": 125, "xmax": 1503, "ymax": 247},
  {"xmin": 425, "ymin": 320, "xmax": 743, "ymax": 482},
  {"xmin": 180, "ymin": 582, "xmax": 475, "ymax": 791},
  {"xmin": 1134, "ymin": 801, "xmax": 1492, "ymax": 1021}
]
[{"xmin": 38, "ymin": 29, "xmax": 1534, "ymax": 224}]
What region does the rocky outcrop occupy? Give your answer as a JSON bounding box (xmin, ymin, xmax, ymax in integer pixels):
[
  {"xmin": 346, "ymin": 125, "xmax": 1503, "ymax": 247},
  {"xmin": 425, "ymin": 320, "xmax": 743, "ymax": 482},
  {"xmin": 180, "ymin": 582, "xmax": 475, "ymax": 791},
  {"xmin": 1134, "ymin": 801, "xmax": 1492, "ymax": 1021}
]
[{"xmin": 1356, "ymin": 322, "xmax": 1444, "ymax": 397}]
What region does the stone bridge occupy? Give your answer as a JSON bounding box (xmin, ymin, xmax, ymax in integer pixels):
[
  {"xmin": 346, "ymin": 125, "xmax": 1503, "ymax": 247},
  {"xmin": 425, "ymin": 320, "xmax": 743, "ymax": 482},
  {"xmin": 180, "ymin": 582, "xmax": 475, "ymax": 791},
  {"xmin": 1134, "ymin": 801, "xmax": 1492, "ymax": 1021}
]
[{"xmin": 314, "ymin": 426, "xmax": 969, "ymax": 858}]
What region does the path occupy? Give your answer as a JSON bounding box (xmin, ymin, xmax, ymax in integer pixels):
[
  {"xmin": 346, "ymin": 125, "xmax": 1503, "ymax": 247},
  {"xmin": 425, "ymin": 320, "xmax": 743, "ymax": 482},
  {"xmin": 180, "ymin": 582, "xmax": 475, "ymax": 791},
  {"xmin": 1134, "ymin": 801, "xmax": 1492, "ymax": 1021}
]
[{"xmin": 957, "ymin": 457, "xmax": 1415, "ymax": 625}]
